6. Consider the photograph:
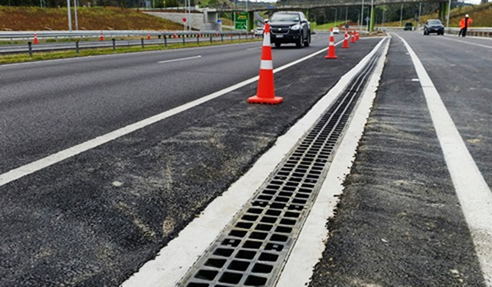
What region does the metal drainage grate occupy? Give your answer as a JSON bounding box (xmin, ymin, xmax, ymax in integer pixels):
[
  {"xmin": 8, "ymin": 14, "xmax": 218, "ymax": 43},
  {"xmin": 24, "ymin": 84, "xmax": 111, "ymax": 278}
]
[{"xmin": 179, "ymin": 44, "xmax": 384, "ymax": 287}]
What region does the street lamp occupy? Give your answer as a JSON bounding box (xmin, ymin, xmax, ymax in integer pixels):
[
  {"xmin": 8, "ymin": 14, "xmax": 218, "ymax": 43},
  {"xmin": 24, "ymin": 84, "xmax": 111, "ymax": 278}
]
[
  {"xmin": 67, "ymin": 0, "xmax": 72, "ymax": 32},
  {"xmin": 330, "ymin": 7, "xmax": 337, "ymax": 26}
]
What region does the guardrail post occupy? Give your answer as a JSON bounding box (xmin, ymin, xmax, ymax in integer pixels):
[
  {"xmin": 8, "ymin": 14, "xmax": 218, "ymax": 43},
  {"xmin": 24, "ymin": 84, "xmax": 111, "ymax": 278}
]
[
  {"xmin": 164, "ymin": 34, "xmax": 167, "ymax": 47},
  {"xmin": 239, "ymin": 33, "xmax": 241, "ymax": 41},
  {"xmin": 75, "ymin": 40, "xmax": 79, "ymax": 55},
  {"xmin": 141, "ymin": 38, "xmax": 145, "ymax": 49},
  {"xmin": 183, "ymin": 36, "xmax": 185, "ymax": 46},
  {"xmin": 210, "ymin": 35, "xmax": 212, "ymax": 44},
  {"xmin": 28, "ymin": 42, "xmax": 32, "ymax": 58},
  {"xmin": 230, "ymin": 34, "xmax": 233, "ymax": 42},
  {"xmin": 197, "ymin": 34, "xmax": 199, "ymax": 45},
  {"xmin": 112, "ymin": 38, "xmax": 116, "ymax": 51},
  {"xmin": 221, "ymin": 34, "xmax": 224, "ymax": 43}
]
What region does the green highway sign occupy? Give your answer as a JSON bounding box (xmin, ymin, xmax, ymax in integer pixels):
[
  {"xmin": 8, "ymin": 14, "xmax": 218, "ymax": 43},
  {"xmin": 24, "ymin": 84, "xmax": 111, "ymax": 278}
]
[{"xmin": 234, "ymin": 12, "xmax": 249, "ymax": 30}]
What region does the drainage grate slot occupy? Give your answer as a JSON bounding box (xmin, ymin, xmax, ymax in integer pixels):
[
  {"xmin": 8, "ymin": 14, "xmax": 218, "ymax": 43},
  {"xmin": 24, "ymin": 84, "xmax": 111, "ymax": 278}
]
[
  {"xmin": 259, "ymin": 253, "xmax": 279, "ymax": 262},
  {"xmin": 205, "ymin": 259, "xmax": 227, "ymax": 268},
  {"xmin": 250, "ymin": 232, "xmax": 268, "ymax": 240},
  {"xmin": 195, "ymin": 270, "xmax": 219, "ymax": 281},
  {"xmin": 243, "ymin": 241, "xmax": 262, "ymax": 249},
  {"xmin": 179, "ymin": 46, "xmax": 384, "ymax": 286},
  {"xmin": 229, "ymin": 230, "xmax": 247, "ymax": 238},
  {"xmin": 213, "ymin": 249, "xmax": 234, "ymax": 257},
  {"xmin": 227, "ymin": 261, "xmax": 250, "ymax": 271},
  {"xmin": 218, "ymin": 272, "xmax": 242, "ymax": 284},
  {"xmin": 252, "ymin": 263, "xmax": 274, "ymax": 274},
  {"xmin": 235, "ymin": 222, "xmax": 253, "ymax": 229},
  {"xmin": 236, "ymin": 250, "xmax": 256, "ymax": 260},
  {"xmin": 244, "ymin": 275, "xmax": 267, "ymax": 286},
  {"xmin": 255, "ymin": 224, "xmax": 273, "ymax": 231}
]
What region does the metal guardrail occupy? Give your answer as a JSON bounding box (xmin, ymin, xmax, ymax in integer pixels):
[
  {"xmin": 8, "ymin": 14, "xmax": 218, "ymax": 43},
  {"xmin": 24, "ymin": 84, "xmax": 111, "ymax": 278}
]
[
  {"xmin": 0, "ymin": 30, "xmax": 250, "ymax": 42},
  {"xmin": 376, "ymin": 26, "xmax": 492, "ymax": 37}
]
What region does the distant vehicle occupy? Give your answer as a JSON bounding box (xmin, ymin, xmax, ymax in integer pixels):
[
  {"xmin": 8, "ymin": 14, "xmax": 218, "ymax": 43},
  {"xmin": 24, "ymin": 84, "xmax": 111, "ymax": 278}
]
[
  {"xmin": 424, "ymin": 19, "xmax": 444, "ymax": 35},
  {"xmin": 254, "ymin": 26, "xmax": 264, "ymax": 37},
  {"xmin": 332, "ymin": 27, "xmax": 340, "ymax": 34},
  {"xmin": 268, "ymin": 11, "xmax": 311, "ymax": 48},
  {"xmin": 404, "ymin": 22, "xmax": 413, "ymax": 31}
]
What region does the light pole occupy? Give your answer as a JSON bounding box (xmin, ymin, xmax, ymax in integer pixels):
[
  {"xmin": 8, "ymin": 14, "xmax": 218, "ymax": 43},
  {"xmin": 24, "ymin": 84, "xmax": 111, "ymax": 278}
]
[
  {"xmin": 446, "ymin": 0, "xmax": 451, "ymax": 28},
  {"xmin": 418, "ymin": 2, "xmax": 422, "ymax": 29},
  {"xmin": 361, "ymin": 0, "xmax": 364, "ymax": 28},
  {"xmin": 330, "ymin": 8, "xmax": 337, "ymax": 26},
  {"xmin": 369, "ymin": 0, "xmax": 374, "ymax": 31},
  {"xmin": 74, "ymin": 0, "xmax": 78, "ymax": 31},
  {"xmin": 399, "ymin": 3, "xmax": 403, "ymax": 27},
  {"xmin": 345, "ymin": 7, "xmax": 348, "ymax": 24},
  {"xmin": 67, "ymin": 0, "xmax": 72, "ymax": 32}
]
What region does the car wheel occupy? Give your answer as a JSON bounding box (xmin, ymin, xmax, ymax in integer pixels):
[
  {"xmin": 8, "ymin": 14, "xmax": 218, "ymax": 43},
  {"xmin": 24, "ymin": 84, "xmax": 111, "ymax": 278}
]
[
  {"xmin": 303, "ymin": 32, "xmax": 310, "ymax": 47},
  {"xmin": 275, "ymin": 42, "xmax": 281, "ymax": 48},
  {"xmin": 296, "ymin": 34, "xmax": 303, "ymax": 48}
]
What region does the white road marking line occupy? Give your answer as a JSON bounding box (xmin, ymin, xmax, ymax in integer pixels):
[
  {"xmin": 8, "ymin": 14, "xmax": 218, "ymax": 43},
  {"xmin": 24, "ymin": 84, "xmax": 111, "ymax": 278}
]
[
  {"xmin": 276, "ymin": 37, "xmax": 389, "ymax": 287},
  {"xmin": 395, "ymin": 33, "xmax": 492, "ymax": 287},
  {"xmin": 246, "ymin": 46, "xmax": 262, "ymax": 50},
  {"xmin": 440, "ymin": 36, "xmax": 492, "ymax": 49},
  {"xmin": 157, "ymin": 55, "xmax": 201, "ymax": 64},
  {"xmin": 120, "ymin": 39, "xmax": 355, "ymax": 287},
  {"xmin": 0, "ymin": 42, "xmax": 337, "ymax": 188}
]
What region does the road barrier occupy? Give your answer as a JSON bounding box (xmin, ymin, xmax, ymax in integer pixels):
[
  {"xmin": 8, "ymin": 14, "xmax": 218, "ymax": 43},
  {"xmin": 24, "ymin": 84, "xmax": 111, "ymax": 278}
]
[
  {"xmin": 376, "ymin": 26, "xmax": 492, "ymax": 37},
  {"xmin": 0, "ymin": 30, "xmax": 250, "ymax": 43},
  {"xmin": 0, "ymin": 31, "xmax": 257, "ymax": 57}
]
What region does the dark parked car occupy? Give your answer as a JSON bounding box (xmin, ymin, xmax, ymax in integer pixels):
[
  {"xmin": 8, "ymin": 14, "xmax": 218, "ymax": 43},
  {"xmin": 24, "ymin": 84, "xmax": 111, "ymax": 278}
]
[
  {"xmin": 404, "ymin": 22, "xmax": 413, "ymax": 31},
  {"xmin": 269, "ymin": 11, "xmax": 311, "ymax": 48},
  {"xmin": 424, "ymin": 19, "xmax": 444, "ymax": 35}
]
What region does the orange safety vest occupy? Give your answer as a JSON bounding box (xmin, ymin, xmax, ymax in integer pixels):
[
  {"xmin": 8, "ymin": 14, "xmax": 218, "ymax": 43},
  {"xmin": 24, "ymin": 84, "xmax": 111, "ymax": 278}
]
[{"xmin": 460, "ymin": 17, "xmax": 473, "ymax": 29}]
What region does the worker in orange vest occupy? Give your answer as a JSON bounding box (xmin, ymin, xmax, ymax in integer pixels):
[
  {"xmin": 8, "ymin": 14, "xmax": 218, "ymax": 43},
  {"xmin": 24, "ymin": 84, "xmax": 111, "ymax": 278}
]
[{"xmin": 459, "ymin": 14, "xmax": 473, "ymax": 37}]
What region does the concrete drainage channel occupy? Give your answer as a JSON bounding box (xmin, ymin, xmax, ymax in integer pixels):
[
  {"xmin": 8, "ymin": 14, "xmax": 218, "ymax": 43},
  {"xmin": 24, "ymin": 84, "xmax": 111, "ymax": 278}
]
[{"xmin": 179, "ymin": 46, "xmax": 384, "ymax": 287}]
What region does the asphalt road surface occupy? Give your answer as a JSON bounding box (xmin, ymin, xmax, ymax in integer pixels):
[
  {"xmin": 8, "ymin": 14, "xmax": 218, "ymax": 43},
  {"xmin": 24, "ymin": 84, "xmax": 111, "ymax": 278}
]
[{"xmin": 1, "ymin": 30, "xmax": 491, "ymax": 287}]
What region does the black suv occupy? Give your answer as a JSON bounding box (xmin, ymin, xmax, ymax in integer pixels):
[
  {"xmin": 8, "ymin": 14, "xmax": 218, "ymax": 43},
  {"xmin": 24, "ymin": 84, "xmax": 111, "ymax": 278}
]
[
  {"xmin": 269, "ymin": 11, "xmax": 311, "ymax": 48},
  {"xmin": 424, "ymin": 19, "xmax": 444, "ymax": 35}
]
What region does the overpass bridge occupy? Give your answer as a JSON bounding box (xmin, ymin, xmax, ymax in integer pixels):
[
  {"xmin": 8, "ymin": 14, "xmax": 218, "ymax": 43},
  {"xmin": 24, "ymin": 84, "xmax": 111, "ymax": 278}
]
[{"xmin": 151, "ymin": 0, "xmax": 452, "ymax": 33}]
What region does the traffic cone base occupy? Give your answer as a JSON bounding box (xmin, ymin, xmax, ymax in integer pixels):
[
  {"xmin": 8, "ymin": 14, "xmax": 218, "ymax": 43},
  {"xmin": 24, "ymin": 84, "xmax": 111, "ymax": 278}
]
[
  {"xmin": 342, "ymin": 31, "xmax": 349, "ymax": 49},
  {"xmin": 248, "ymin": 96, "xmax": 283, "ymax": 104}
]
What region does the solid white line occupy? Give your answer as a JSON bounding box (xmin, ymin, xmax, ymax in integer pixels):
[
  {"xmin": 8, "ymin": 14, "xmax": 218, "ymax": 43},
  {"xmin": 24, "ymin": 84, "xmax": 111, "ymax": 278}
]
[
  {"xmin": 395, "ymin": 33, "xmax": 492, "ymax": 287},
  {"xmin": 0, "ymin": 43, "xmax": 336, "ymax": 188},
  {"xmin": 441, "ymin": 36, "xmax": 492, "ymax": 49},
  {"xmin": 276, "ymin": 37, "xmax": 389, "ymax": 287},
  {"xmin": 157, "ymin": 55, "xmax": 201, "ymax": 64},
  {"xmin": 120, "ymin": 38, "xmax": 364, "ymax": 287}
]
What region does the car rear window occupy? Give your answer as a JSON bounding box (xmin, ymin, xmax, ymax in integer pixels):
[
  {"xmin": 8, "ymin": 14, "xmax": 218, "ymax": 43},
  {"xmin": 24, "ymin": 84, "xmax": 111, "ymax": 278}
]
[{"xmin": 429, "ymin": 20, "xmax": 442, "ymax": 25}]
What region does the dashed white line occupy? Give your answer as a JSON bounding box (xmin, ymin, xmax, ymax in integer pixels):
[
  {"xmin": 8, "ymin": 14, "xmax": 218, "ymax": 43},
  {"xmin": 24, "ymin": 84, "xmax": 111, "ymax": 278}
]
[
  {"xmin": 396, "ymin": 33, "xmax": 492, "ymax": 287},
  {"xmin": 157, "ymin": 55, "xmax": 201, "ymax": 64}
]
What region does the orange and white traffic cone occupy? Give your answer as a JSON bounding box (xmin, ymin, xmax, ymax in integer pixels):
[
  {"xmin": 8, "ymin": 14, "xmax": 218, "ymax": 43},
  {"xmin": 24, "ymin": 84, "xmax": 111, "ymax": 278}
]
[
  {"xmin": 100, "ymin": 31, "xmax": 104, "ymax": 41},
  {"xmin": 356, "ymin": 31, "xmax": 360, "ymax": 41},
  {"xmin": 147, "ymin": 32, "xmax": 151, "ymax": 40},
  {"xmin": 325, "ymin": 28, "xmax": 337, "ymax": 59},
  {"xmin": 351, "ymin": 31, "xmax": 356, "ymax": 43},
  {"xmin": 33, "ymin": 32, "xmax": 39, "ymax": 44},
  {"xmin": 248, "ymin": 23, "xmax": 283, "ymax": 105},
  {"xmin": 174, "ymin": 33, "xmax": 178, "ymax": 39},
  {"xmin": 342, "ymin": 29, "xmax": 350, "ymax": 49}
]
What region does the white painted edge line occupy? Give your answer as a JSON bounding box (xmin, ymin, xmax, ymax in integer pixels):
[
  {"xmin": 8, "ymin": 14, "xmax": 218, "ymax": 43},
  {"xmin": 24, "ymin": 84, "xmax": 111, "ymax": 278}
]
[
  {"xmin": 157, "ymin": 55, "xmax": 201, "ymax": 64},
  {"xmin": 395, "ymin": 33, "xmax": 492, "ymax": 287},
  {"xmin": 0, "ymin": 42, "xmax": 337, "ymax": 186},
  {"xmin": 440, "ymin": 36, "xmax": 492, "ymax": 49},
  {"xmin": 120, "ymin": 39, "xmax": 369, "ymax": 287},
  {"xmin": 276, "ymin": 37, "xmax": 389, "ymax": 287}
]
